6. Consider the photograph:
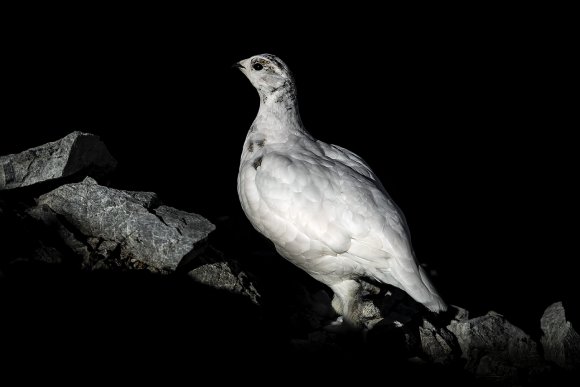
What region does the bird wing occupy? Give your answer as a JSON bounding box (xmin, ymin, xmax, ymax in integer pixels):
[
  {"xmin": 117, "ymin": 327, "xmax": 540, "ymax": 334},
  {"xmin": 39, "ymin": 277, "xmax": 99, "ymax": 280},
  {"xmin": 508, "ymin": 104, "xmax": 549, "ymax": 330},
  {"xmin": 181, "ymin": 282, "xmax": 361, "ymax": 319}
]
[
  {"xmin": 321, "ymin": 143, "xmax": 380, "ymax": 182},
  {"xmin": 253, "ymin": 144, "xmax": 414, "ymax": 271}
]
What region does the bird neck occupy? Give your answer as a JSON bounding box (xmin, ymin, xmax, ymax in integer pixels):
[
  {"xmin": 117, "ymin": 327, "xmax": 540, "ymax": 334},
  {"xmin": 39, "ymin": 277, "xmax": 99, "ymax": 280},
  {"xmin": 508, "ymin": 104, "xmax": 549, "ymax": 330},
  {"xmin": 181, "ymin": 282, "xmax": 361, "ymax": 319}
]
[{"xmin": 252, "ymin": 89, "xmax": 311, "ymax": 143}]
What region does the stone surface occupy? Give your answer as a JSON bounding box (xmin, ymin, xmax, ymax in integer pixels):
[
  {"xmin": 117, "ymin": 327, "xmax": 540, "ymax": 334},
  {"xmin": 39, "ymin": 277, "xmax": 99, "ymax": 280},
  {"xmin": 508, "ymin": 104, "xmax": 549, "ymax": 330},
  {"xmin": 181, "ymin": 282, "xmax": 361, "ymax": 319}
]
[
  {"xmin": 419, "ymin": 319, "xmax": 458, "ymax": 364},
  {"xmin": 541, "ymin": 301, "xmax": 580, "ymax": 370},
  {"xmin": 448, "ymin": 310, "xmax": 542, "ymax": 380},
  {"xmin": 29, "ymin": 177, "xmax": 215, "ymax": 271},
  {"xmin": 0, "ymin": 131, "xmax": 117, "ymax": 190},
  {"xmin": 188, "ymin": 248, "xmax": 260, "ymax": 305}
]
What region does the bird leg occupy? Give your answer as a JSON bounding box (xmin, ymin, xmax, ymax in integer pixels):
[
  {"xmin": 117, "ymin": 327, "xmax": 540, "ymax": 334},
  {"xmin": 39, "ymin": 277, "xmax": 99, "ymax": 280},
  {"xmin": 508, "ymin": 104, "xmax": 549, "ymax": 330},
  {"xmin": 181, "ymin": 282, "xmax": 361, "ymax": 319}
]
[{"xmin": 329, "ymin": 280, "xmax": 363, "ymax": 328}]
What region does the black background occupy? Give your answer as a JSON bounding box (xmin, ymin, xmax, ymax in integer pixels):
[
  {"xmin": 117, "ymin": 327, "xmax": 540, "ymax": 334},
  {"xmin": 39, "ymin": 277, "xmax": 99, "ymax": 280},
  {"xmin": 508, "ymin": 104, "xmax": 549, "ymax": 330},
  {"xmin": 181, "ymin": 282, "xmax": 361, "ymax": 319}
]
[{"xmin": 2, "ymin": 8, "xmax": 577, "ymax": 337}]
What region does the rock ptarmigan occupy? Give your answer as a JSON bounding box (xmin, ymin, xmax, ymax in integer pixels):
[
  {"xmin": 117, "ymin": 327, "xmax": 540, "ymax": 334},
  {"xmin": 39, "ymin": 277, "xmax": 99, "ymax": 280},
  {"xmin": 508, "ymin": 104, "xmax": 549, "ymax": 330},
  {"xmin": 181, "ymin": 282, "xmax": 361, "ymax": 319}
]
[{"xmin": 235, "ymin": 54, "xmax": 447, "ymax": 327}]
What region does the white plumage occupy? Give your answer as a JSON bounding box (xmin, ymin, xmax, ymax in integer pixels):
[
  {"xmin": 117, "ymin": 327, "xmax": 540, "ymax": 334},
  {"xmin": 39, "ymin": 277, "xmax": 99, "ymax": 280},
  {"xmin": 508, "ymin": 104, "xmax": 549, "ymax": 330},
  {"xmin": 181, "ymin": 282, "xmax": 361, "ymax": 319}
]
[{"xmin": 235, "ymin": 54, "xmax": 447, "ymax": 327}]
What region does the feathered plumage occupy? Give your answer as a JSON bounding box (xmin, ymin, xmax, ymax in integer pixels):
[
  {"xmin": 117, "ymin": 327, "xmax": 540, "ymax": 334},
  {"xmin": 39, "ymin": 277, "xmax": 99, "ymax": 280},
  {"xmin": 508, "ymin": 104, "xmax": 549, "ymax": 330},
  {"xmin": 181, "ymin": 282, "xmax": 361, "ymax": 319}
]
[{"xmin": 235, "ymin": 54, "xmax": 446, "ymax": 327}]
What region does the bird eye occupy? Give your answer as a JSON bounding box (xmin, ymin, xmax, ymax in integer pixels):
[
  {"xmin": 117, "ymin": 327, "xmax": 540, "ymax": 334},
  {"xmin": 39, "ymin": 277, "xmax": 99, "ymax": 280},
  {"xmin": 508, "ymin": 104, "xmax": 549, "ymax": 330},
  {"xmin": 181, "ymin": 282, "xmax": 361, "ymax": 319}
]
[{"xmin": 252, "ymin": 63, "xmax": 263, "ymax": 71}]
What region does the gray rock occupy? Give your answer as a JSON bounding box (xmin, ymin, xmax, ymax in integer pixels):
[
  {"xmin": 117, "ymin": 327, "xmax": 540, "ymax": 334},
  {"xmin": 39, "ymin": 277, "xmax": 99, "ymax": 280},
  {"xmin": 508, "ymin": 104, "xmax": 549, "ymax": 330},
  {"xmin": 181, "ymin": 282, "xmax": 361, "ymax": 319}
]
[
  {"xmin": 29, "ymin": 177, "xmax": 215, "ymax": 271},
  {"xmin": 448, "ymin": 310, "xmax": 542, "ymax": 379},
  {"xmin": 0, "ymin": 131, "xmax": 117, "ymax": 190},
  {"xmin": 541, "ymin": 301, "xmax": 580, "ymax": 369},
  {"xmin": 188, "ymin": 250, "xmax": 260, "ymax": 305},
  {"xmin": 419, "ymin": 319, "xmax": 458, "ymax": 364}
]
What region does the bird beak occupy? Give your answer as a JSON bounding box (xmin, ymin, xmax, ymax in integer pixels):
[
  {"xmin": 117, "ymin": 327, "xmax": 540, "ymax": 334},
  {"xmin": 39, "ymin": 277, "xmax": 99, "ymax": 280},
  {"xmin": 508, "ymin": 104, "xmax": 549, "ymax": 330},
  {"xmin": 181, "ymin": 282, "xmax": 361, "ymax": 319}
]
[{"xmin": 232, "ymin": 62, "xmax": 245, "ymax": 70}]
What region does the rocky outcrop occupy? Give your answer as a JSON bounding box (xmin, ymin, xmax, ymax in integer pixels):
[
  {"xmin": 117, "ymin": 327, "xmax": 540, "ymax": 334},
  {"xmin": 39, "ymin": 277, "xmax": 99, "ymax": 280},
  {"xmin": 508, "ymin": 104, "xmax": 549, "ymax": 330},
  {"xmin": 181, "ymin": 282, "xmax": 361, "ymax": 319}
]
[
  {"xmin": 28, "ymin": 177, "xmax": 215, "ymax": 272},
  {"xmin": 448, "ymin": 310, "xmax": 542, "ymax": 383},
  {"xmin": 0, "ymin": 131, "xmax": 116, "ymax": 190},
  {"xmin": 0, "ymin": 131, "xmax": 263, "ymax": 308},
  {"xmin": 2, "ymin": 131, "xmax": 579, "ymax": 386},
  {"xmin": 541, "ymin": 301, "xmax": 580, "ymax": 370}
]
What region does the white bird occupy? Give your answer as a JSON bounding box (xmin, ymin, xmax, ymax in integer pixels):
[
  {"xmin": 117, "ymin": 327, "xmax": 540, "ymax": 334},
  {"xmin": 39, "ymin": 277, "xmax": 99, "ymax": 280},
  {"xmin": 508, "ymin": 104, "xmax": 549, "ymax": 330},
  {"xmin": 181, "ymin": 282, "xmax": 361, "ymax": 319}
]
[{"xmin": 235, "ymin": 54, "xmax": 447, "ymax": 327}]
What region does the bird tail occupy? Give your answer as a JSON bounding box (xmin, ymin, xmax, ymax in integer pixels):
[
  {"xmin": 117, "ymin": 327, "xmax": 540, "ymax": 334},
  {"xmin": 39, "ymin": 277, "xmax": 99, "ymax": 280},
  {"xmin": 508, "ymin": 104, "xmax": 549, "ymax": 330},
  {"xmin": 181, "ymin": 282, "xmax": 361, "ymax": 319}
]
[
  {"xmin": 416, "ymin": 265, "xmax": 447, "ymax": 312},
  {"xmin": 376, "ymin": 260, "xmax": 447, "ymax": 313}
]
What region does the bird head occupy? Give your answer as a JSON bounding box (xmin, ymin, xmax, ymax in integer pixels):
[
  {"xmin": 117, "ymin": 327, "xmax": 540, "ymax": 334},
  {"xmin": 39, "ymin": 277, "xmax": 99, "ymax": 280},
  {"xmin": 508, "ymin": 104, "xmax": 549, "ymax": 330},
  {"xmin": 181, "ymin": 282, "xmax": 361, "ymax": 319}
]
[{"xmin": 234, "ymin": 54, "xmax": 295, "ymax": 100}]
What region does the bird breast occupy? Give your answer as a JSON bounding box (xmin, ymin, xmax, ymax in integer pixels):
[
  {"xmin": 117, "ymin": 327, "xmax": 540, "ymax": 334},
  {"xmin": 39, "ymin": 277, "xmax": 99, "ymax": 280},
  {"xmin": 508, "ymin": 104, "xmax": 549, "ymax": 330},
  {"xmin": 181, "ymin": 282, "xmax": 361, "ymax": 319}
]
[{"xmin": 238, "ymin": 136, "xmax": 411, "ymax": 275}]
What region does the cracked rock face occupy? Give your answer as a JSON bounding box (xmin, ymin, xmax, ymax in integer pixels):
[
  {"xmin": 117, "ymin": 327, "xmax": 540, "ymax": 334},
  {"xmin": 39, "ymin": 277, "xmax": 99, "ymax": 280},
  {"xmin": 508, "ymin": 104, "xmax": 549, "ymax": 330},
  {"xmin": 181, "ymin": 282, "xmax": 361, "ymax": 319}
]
[
  {"xmin": 419, "ymin": 319, "xmax": 459, "ymax": 364},
  {"xmin": 188, "ymin": 250, "xmax": 261, "ymax": 306},
  {"xmin": 29, "ymin": 177, "xmax": 215, "ymax": 271},
  {"xmin": 448, "ymin": 310, "xmax": 542, "ymax": 381},
  {"xmin": 541, "ymin": 301, "xmax": 580, "ymax": 370},
  {"xmin": 0, "ymin": 131, "xmax": 117, "ymax": 190}
]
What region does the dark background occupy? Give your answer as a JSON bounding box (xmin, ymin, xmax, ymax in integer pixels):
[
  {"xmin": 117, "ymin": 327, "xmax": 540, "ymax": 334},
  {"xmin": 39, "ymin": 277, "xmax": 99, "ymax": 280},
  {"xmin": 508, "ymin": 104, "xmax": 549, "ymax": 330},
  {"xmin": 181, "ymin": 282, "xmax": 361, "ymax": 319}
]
[{"xmin": 2, "ymin": 9, "xmax": 577, "ymax": 336}]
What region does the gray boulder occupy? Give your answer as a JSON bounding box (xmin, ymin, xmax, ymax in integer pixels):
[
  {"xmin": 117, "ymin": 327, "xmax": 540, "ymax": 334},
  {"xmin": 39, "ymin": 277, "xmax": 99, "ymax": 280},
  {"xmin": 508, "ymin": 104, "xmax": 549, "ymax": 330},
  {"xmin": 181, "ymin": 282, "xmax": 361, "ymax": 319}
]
[
  {"xmin": 188, "ymin": 248, "xmax": 261, "ymax": 305},
  {"xmin": 29, "ymin": 177, "xmax": 215, "ymax": 272},
  {"xmin": 0, "ymin": 131, "xmax": 116, "ymax": 190},
  {"xmin": 541, "ymin": 301, "xmax": 580, "ymax": 369},
  {"xmin": 448, "ymin": 310, "xmax": 542, "ymax": 381}
]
